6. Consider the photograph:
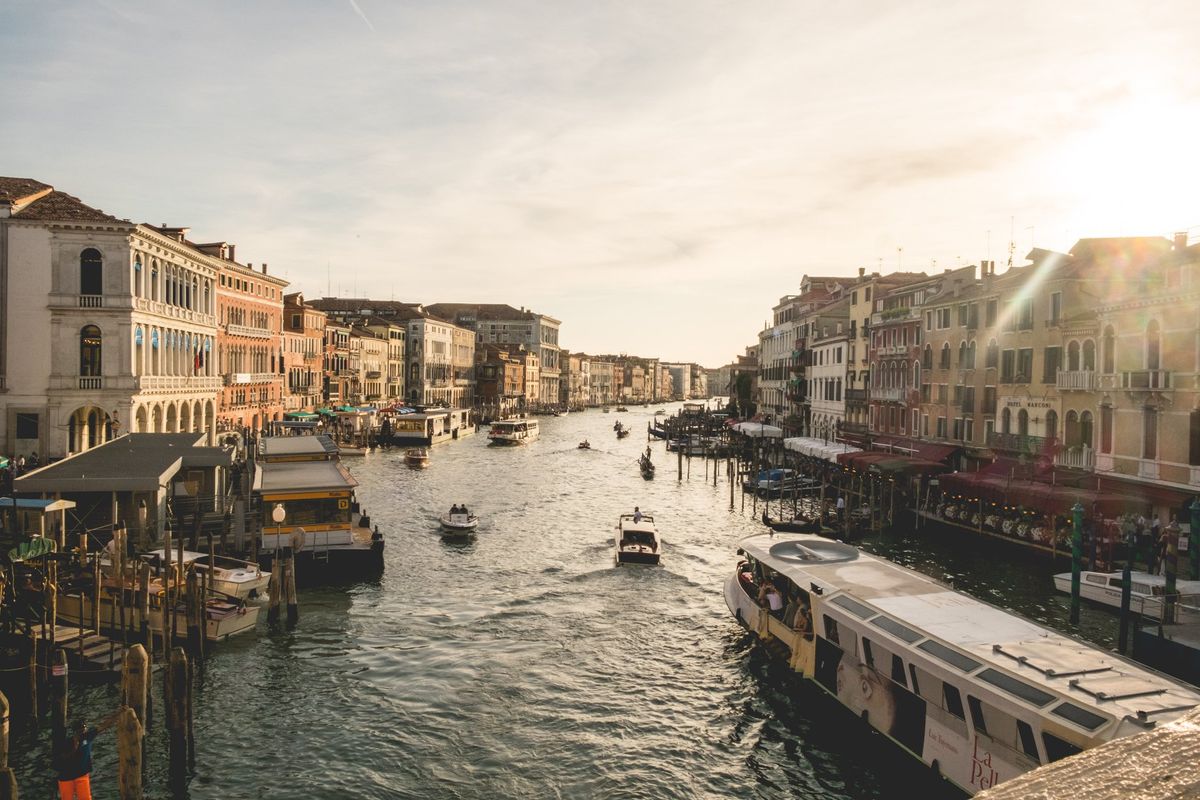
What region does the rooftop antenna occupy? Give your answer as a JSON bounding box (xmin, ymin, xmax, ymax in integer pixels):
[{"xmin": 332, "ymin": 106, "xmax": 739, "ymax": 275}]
[
  {"xmin": 1007, "ymin": 216, "xmax": 1015, "ymax": 269},
  {"xmin": 897, "ymin": 247, "xmax": 903, "ymax": 271},
  {"xmin": 326, "ymin": 262, "xmax": 331, "ymax": 298}
]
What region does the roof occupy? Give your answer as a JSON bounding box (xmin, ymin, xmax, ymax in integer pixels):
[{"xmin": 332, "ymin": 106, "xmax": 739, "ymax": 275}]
[
  {"xmin": 253, "ymin": 459, "xmax": 357, "ymax": 494},
  {"xmin": 10, "ymin": 188, "xmax": 127, "ymax": 224},
  {"xmin": 0, "ymin": 177, "xmax": 52, "ymax": 204},
  {"xmin": 14, "ymin": 433, "xmax": 227, "ymax": 493},
  {"xmin": 259, "ymin": 435, "xmax": 339, "ymax": 460}
]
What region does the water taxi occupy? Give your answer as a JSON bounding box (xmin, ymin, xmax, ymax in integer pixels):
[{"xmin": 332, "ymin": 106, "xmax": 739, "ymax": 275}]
[
  {"xmin": 405, "ymin": 447, "xmax": 430, "ymax": 468},
  {"xmin": 578, "ymin": 440, "xmax": 591, "ymax": 450},
  {"xmin": 440, "ymin": 508, "xmax": 479, "ymax": 539},
  {"xmin": 141, "ymin": 549, "xmax": 270, "ymax": 600},
  {"xmin": 616, "ymin": 513, "xmax": 660, "ymax": 565},
  {"xmin": 1052, "ymin": 570, "xmax": 1200, "ymax": 618},
  {"xmin": 488, "ymin": 419, "xmax": 540, "ymax": 445},
  {"xmin": 726, "ymin": 532, "xmax": 1200, "ymax": 795}
]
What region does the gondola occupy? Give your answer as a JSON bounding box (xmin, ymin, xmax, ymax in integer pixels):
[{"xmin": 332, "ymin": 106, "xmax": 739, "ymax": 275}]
[{"xmin": 760, "ymin": 513, "xmax": 820, "ymax": 533}]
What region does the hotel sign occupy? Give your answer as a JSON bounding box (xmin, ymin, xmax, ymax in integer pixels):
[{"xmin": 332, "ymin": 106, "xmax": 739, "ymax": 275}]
[{"xmin": 1003, "ymin": 397, "xmax": 1056, "ymax": 410}]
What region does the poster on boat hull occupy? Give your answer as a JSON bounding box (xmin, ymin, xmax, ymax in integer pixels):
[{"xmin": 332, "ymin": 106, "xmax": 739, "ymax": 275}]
[{"xmin": 814, "ymin": 637, "xmax": 927, "ymax": 756}]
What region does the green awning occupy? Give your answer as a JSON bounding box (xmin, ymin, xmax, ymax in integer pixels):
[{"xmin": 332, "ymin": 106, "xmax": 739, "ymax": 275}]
[
  {"xmin": 9, "ymin": 538, "xmax": 56, "ymax": 563},
  {"xmin": 317, "ymin": 408, "xmax": 337, "ymax": 417},
  {"xmin": 285, "ymin": 411, "xmax": 319, "ymax": 420}
]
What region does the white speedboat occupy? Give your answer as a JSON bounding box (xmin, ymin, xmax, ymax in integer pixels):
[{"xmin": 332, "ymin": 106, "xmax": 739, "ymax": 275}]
[
  {"xmin": 440, "ymin": 510, "xmax": 479, "ymax": 538},
  {"xmin": 727, "ymin": 532, "xmax": 1200, "ymax": 796},
  {"xmin": 405, "ymin": 447, "xmax": 430, "ymax": 468},
  {"xmin": 1052, "ymin": 569, "xmax": 1200, "ymax": 618},
  {"xmin": 578, "ymin": 440, "xmax": 591, "ymax": 449},
  {"xmin": 616, "ymin": 513, "xmax": 660, "ymax": 565},
  {"xmin": 142, "ymin": 549, "xmax": 270, "ymax": 600}
]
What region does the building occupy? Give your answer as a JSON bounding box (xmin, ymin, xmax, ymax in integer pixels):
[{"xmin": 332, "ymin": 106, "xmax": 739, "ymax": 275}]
[
  {"xmin": 350, "ymin": 327, "xmax": 387, "ymax": 403},
  {"xmin": 283, "ymin": 292, "xmax": 327, "ymax": 413},
  {"xmin": 0, "ymin": 178, "xmax": 223, "ymax": 459},
  {"xmin": 214, "ymin": 255, "xmax": 288, "ymax": 432},
  {"xmin": 807, "ymin": 297, "xmax": 851, "ymax": 441},
  {"xmin": 394, "ymin": 308, "xmax": 475, "ymax": 407},
  {"xmin": 475, "ymin": 344, "xmax": 527, "ymax": 419},
  {"xmin": 362, "ymin": 317, "xmax": 406, "ymax": 402},
  {"xmin": 424, "ymin": 303, "xmax": 561, "ymax": 409},
  {"xmin": 590, "ymin": 359, "xmax": 616, "ymax": 406},
  {"xmin": 323, "ymin": 321, "xmax": 352, "ymax": 405}
]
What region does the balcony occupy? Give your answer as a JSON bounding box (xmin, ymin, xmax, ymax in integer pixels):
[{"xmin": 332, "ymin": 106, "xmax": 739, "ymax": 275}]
[
  {"xmin": 1055, "ymin": 446, "xmax": 1095, "ymax": 470},
  {"xmin": 880, "ymin": 345, "xmax": 909, "ymax": 356},
  {"xmin": 366, "ymin": 370, "xmax": 382, "ymax": 379},
  {"xmin": 1121, "ymin": 370, "xmax": 1172, "ymax": 391},
  {"xmin": 845, "ymin": 388, "xmax": 868, "ymax": 403},
  {"xmin": 139, "ymin": 375, "xmax": 223, "ymax": 392},
  {"xmin": 1056, "ymin": 369, "xmax": 1097, "ymax": 391},
  {"xmin": 79, "ymin": 376, "xmax": 103, "ymax": 390},
  {"xmin": 79, "ymin": 294, "xmax": 103, "ymax": 308},
  {"xmin": 1138, "ymin": 460, "xmax": 1160, "ymax": 481},
  {"xmin": 876, "ymin": 387, "xmax": 907, "ymax": 402},
  {"xmin": 871, "ymin": 307, "xmax": 917, "ymax": 325},
  {"xmin": 224, "ymin": 372, "xmax": 280, "ymax": 386},
  {"xmin": 226, "ymin": 323, "xmax": 273, "ymax": 339},
  {"xmin": 987, "ymin": 431, "xmax": 1053, "ymax": 456}
]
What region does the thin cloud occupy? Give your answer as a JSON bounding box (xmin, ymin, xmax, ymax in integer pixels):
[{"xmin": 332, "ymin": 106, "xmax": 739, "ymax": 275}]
[{"xmin": 347, "ymin": 0, "xmax": 376, "ymax": 32}]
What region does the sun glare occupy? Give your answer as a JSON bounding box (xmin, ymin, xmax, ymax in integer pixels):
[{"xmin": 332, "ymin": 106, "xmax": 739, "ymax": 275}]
[{"xmin": 1044, "ymin": 92, "xmax": 1200, "ymax": 234}]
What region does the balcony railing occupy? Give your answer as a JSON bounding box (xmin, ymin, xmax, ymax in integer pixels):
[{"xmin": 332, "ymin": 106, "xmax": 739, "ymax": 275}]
[
  {"xmin": 1138, "ymin": 460, "xmax": 1160, "ymax": 480},
  {"xmin": 226, "ymin": 323, "xmax": 273, "ymax": 339},
  {"xmin": 78, "ymin": 376, "xmax": 103, "ymax": 390},
  {"xmin": 987, "ymin": 432, "xmax": 1054, "ymax": 456},
  {"xmin": 1057, "ymin": 369, "xmax": 1097, "ymax": 391},
  {"xmin": 79, "ymin": 294, "xmax": 103, "ymax": 308},
  {"xmin": 1055, "ymin": 446, "xmax": 1095, "ymax": 470},
  {"xmin": 876, "ymin": 387, "xmax": 907, "ymax": 402},
  {"xmin": 224, "ymin": 372, "xmax": 281, "ymax": 385},
  {"xmin": 845, "ymin": 388, "xmax": 868, "ymax": 402},
  {"xmin": 1121, "ymin": 370, "xmax": 1172, "ymax": 390},
  {"xmin": 139, "ymin": 375, "xmax": 223, "ymax": 391}
]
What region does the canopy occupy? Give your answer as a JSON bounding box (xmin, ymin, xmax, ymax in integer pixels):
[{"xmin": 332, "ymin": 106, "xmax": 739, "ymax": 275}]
[
  {"xmin": 836, "ymin": 450, "xmax": 952, "ymax": 476},
  {"xmin": 784, "ymin": 437, "xmax": 861, "ymax": 463},
  {"xmin": 937, "ymin": 471, "xmax": 1149, "ymax": 517},
  {"xmin": 9, "ymin": 538, "xmax": 55, "ymax": 562},
  {"xmin": 284, "ymin": 411, "xmax": 319, "ymax": 420},
  {"xmin": 732, "ymin": 422, "xmax": 783, "ymax": 438}
]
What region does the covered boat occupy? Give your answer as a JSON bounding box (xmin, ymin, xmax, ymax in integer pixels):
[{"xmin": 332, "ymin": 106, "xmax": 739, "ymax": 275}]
[{"xmin": 616, "ymin": 512, "xmax": 660, "ymax": 565}]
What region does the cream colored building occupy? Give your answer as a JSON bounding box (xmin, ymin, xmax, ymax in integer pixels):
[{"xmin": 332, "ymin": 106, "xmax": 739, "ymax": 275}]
[{"xmin": 1, "ymin": 178, "xmax": 222, "ymax": 458}]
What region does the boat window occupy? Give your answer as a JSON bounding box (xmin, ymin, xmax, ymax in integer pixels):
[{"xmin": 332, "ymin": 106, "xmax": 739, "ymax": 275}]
[
  {"xmin": 831, "ymin": 595, "xmax": 875, "ymax": 620},
  {"xmin": 1085, "ymin": 574, "xmax": 1107, "ymax": 585},
  {"xmin": 942, "ymin": 684, "xmax": 965, "ymax": 719},
  {"xmin": 908, "ymin": 664, "xmax": 920, "ymax": 696},
  {"xmin": 917, "ymin": 639, "xmax": 982, "ymax": 673},
  {"xmin": 1016, "ymin": 720, "xmax": 1040, "ymax": 762},
  {"xmin": 862, "ymin": 638, "xmax": 874, "ymax": 668},
  {"xmin": 1051, "ymin": 702, "xmax": 1108, "ymax": 731},
  {"xmin": 891, "ymin": 655, "xmax": 907, "ymax": 687},
  {"xmin": 870, "ymin": 615, "xmax": 922, "ymax": 644},
  {"xmin": 1042, "ymin": 731, "xmax": 1083, "ymax": 763},
  {"xmin": 967, "ymin": 696, "xmax": 988, "ymax": 734},
  {"xmin": 978, "ymin": 668, "xmax": 1056, "ymax": 708},
  {"xmin": 822, "ymin": 615, "xmax": 840, "ymax": 645}
]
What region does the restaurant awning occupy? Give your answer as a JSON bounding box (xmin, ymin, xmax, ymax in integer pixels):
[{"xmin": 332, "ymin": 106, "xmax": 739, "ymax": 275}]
[
  {"xmin": 937, "ymin": 471, "xmax": 1150, "ymax": 517},
  {"xmin": 733, "ymin": 422, "xmax": 783, "ymax": 438},
  {"xmin": 871, "ymin": 436, "xmax": 959, "ymax": 463},
  {"xmin": 836, "ymin": 451, "xmax": 952, "ymax": 476},
  {"xmin": 284, "ymin": 411, "xmax": 319, "ymax": 420},
  {"xmin": 783, "ymin": 437, "xmax": 862, "ymax": 463}
]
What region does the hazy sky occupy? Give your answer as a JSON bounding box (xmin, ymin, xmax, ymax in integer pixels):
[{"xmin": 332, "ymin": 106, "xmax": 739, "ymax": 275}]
[{"xmin": 4, "ymin": 1, "xmax": 1200, "ymax": 365}]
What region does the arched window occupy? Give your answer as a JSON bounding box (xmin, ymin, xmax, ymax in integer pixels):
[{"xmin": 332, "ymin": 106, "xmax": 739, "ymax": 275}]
[
  {"xmin": 1102, "ymin": 326, "xmax": 1115, "ymax": 374},
  {"xmin": 940, "ymin": 342, "xmax": 951, "ymax": 369},
  {"xmin": 1146, "ymin": 319, "xmax": 1161, "ymax": 370},
  {"xmin": 923, "ymin": 344, "xmax": 933, "ymax": 370},
  {"xmin": 80, "ymin": 325, "xmax": 102, "ymax": 376},
  {"xmin": 150, "ymin": 262, "xmax": 159, "ymax": 301},
  {"xmin": 1082, "ymin": 339, "xmax": 1096, "ymax": 371},
  {"xmin": 958, "ymin": 341, "xmax": 967, "ymax": 369},
  {"xmin": 1065, "ymin": 410, "xmax": 1079, "ymax": 447},
  {"xmin": 80, "ymin": 248, "xmax": 102, "ymax": 295},
  {"xmin": 1001, "ymin": 407, "xmax": 1011, "ymax": 434},
  {"xmin": 986, "ymin": 339, "xmax": 999, "ymax": 369},
  {"xmin": 966, "ymin": 340, "xmax": 977, "ymax": 369},
  {"xmin": 913, "ymin": 361, "xmax": 921, "ymax": 387},
  {"xmin": 1067, "ymin": 340, "xmax": 1081, "ymax": 371},
  {"xmin": 1045, "ymin": 409, "xmax": 1058, "ymax": 442},
  {"xmin": 1018, "ymin": 408, "xmax": 1029, "ymax": 437},
  {"xmin": 1080, "ymin": 410, "xmax": 1094, "ymax": 449}
]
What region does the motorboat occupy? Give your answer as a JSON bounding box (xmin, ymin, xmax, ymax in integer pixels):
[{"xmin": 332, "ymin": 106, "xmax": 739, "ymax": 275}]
[
  {"xmin": 742, "ymin": 468, "xmax": 817, "ymax": 496},
  {"xmin": 405, "ymin": 447, "xmax": 430, "ymax": 468},
  {"xmin": 654, "ymin": 409, "xmax": 666, "ymax": 415},
  {"xmin": 488, "ymin": 419, "xmax": 540, "ymax": 445},
  {"xmin": 727, "ymin": 532, "xmax": 1200, "ymax": 796},
  {"xmin": 603, "ymin": 407, "xmax": 611, "ymax": 413},
  {"xmin": 578, "ymin": 440, "xmax": 591, "ymax": 449},
  {"xmin": 1052, "ymin": 570, "xmax": 1200, "ymax": 619},
  {"xmin": 141, "ymin": 549, "xmax": 270, "ymax": 600},
  {"xmin": 616, "ymin": 406, "xmax": 629, "ymax": 412},
  {"xmin": 440, "ymin": 509, "xmax": 479, "ymax": 539},
  {"xmin": 616, "ymin": 513, "xmax": 660, "ymax": 565}
]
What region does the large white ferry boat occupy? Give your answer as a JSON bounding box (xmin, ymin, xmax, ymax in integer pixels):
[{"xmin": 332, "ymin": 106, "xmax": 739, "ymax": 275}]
[
  {"xmin": 487, "ymin": 418, "xmax": 539, "ymax": 445},
  {"xmin": 726, "ymin": 532, "xmax": 1200, "ymax": 795}
]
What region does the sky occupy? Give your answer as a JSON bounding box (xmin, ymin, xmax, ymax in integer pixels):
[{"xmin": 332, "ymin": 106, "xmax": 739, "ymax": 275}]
[{"xmin": 4, "ymin": 1, "xmax": 1200, "ymax": 366}]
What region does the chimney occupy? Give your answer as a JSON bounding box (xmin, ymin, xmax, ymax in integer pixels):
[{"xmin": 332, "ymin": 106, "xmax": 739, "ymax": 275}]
[
  {"xmin": 858, "ymin": 267, "xmax": 865, "ymax": 279},
  {"xmin": 262, "ymin": 263, "xmax": 268, "ymax": 274},
  {"xmin": 228, "ymin": 244, "xmax": 236, "ymax": 262},
  {"xmin": 1174, "ymin": 232, "xmax": 1188, "ymax": 250}
]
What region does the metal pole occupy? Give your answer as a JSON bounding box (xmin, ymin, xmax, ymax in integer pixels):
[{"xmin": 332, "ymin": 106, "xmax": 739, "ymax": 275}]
[
  {"xmin": 1164, "ymin": 519, "xmax": 1180, "ymax": 625},
  {"xmin": 1070, "ymin": 501, "xmax": 1083, "ymax": 625},
  {"xmin": 1190, "ymin": 497, "xmax": 1200, "ymax": 581}
]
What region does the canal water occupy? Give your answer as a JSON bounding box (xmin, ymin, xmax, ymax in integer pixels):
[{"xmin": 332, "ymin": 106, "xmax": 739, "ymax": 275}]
[{"xmin": 12, "ymin": 406, "xmax": 1121, "ymax": 799}]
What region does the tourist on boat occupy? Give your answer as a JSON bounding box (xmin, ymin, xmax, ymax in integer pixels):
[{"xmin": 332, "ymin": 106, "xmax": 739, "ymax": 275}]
[
  {"xmin": 55, "ymin": 715, "xmax": 117, "ymax": 800},
  {"xmin": 796, "ymin": 603, "xmax": 813, "ymax": 639},
  {"xmin": 633, "ymin": 507, "xmax": 643, "ymax": 523},
  {"xmin": 450, "ymin": 504, "xmax": 461, "ymax": 515},
  {"xmin": 460, "ymin": 504, "xmax": 470, "ymax": 517}
]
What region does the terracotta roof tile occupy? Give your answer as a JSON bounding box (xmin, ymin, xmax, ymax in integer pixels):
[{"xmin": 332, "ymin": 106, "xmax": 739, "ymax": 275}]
[
  {"xmin": 12, "ymin": 189, "xmax": 126, "ymax": 224},
  {"xmin": 0, "ymin": 176, "xmax": 52, "ymax": 204}
]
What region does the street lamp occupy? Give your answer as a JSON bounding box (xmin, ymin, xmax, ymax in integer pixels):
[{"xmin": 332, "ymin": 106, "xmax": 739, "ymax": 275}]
[{"xmin": 272, "ymin": 502, "xmax": 286, "ymax": 548}]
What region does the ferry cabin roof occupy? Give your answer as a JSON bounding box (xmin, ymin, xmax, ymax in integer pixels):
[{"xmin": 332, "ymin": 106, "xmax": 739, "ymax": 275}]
[
  {"xmin": 257, "ymin": 434, "xmax": 339, "ymax": 462},
  {"xmin": 738, "ymin": 533, "xmax": 1200, "ymax": 743}
]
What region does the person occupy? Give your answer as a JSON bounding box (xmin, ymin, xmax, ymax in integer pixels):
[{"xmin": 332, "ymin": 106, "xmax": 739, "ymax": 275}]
[
  {"xmin": 633, "ymin": 507, "xmax": 643, "ymax": 523},
  {"xmin": 764, "ymin": 585, "xmax": 784, "ymax": 617},
  {"xmin": 460, "ymin": 504, "xmax": 470, "ymax": 517},
  {"xmin": 29, "ymin": 452, "xmax": 39, "ymax": 469},
  {"xmin": 1155, "ymin": 521, "xmax": 1170, "ymax": 576},
  {"xmin": 797, "ymin": 603, "xmax": 813, "ymax": 639},
  {"xmin": 450, "ymin": 504, "xmax": 461, "ymax": 515},
  {"xmin": 836, "ymin": 494, "xmax": 846, "ymax": 520},
  {"xmin": 55, "ymin": 715, "xmax": 116, "ymax": 800}
]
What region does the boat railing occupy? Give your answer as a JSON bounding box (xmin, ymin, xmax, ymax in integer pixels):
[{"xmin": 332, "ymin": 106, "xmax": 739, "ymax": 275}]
[{"xmin": 1140, "ymin": 591, "xmax": 1200, "ymax": 626}]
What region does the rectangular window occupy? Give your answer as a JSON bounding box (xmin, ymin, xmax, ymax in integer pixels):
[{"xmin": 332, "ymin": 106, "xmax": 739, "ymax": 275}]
[
  {"xmin": 983, "ymin": 386, "xmax": 997, "ymax": 413},
  {"xmin": 862, "ymin": 638, "xmax": 874, "ymax": 667},
  {"xmin": 967, "ymin": 303, "xmax": 979, "ymax": 329},
  {"xmin": 985, "ymin": 299, "xmax": 997, "ymax": 327},
  {"xmin": 1049, "ymin": 292, "xmax": 1062, "ymax": 325},
  {"xmin": 15, "ymin": 413, "xmax": 39, "ymax": 439},
  {"xmin": 1042, "ymin": 732, "xmax": 1083, "ymax": 763},
  {"xmin": 1144, "ymin": 407, "xmax": 1158, "ymax": 460},
  {"xmin": 1017, "ymin": 720, "xmax": 1040, "ymax": 761},
  {"xmin": 958, "ymin": 304, "xmax": 967, "ymax": 326},
  {"xmin": 952, "ymin": 417, "xmax": 963, "ymax": 440},
  {"xmin": 977, "ymin": 668, "xmax": 1055, "ymax": 707},
  {"xmin": 1001, "ymin": 350, "xmax": 1015, "ymax": 383},
  {"xmin": 1102, "ymin": 405, "xmax": 1114, "ymax": 454},
  {"xmin": 936, "ymin": 417, "xmax": 947, "ymax": 437},
  {"xmin": 923, "ymin": 414, "xmax": 930, "ymax": 436},
  {"xmin": 1051, "ymin": 702, "xmax": 1108, "ymax": 732},
  {"xmin": 968, "ymin": 696, "xmax": 988, "ymax": 734},
  {"xmin": 953, "ymin": 384, "xmax": 963, "ymax": 404},
  {"xmin": 1017, "ymin": 348, "xmax": 1033, "ymax": 383},
  {"xmin": 891, "ymin": 654, "xmax": 908, "ymax": 686},
  {"xmin": 1019, "ymin": 298, "xmax": 1035, "ymax": 330},
  {"xmin": 870, "ymin": 615, "xmax": 922, "ymax": 643},
  {"xmin": 943, "ymin": 683, "xmax": 966, "ymax": 719},
  {"xmin": 965, "ymin": 418, "xmax": 974, "ymax": 442},
  {"xmin": 1190, "ymin": 409, "xmax": 1200, "ymax": 466},
  {"xmin": 1043, "ymin": 346, "xmax": 1061, "ymax": 384},
  {"xmin": 912, "ymin": 409, "xmax": 919, "ymax": 433}
]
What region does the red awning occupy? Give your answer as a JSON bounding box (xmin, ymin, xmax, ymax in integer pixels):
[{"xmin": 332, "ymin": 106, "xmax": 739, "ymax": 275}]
[{"xmin": 869, "ymin": 436, "xmax": 959, "ymax": 463}]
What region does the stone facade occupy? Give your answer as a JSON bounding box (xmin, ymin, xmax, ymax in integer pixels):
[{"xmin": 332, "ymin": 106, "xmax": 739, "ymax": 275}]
[{"xmin": 214, "ymin": 256, "xmax": 287, "ymax": 432}]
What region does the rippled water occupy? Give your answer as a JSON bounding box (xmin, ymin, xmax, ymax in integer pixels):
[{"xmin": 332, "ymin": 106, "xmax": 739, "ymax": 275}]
[{"xmin": 11, "ymin": 406, "xmax": 1122, "ymax": 798}]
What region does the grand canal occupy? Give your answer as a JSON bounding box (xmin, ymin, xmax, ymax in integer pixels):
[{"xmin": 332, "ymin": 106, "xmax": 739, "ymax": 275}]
[{"xmin": 12, "ymin": 405, "xmax": 1121, "ymax": 799}]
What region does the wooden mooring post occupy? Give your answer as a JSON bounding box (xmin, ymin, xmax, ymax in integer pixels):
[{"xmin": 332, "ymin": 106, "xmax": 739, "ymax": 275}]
[
  {"xmin": 50, "ymin": 648, "xmax": 68, "ymax": 735},
  {"xmin": 267, "ymin": 555, "xmax": 283, "ymax": 626},
  {"xmin": 0, "ymin": 693, "xmax": 10, "ymax": 800},
  {"xmin": 116, "ymin": 705, "xmax": 143, "ymax": 800},
  {"xmin": 166, "ymin": 647, "xmax": 193, "ymax": 780},
  {"xmin": 284, "ymin": 546, "xmax": 299, "ymax": 626},
  {"xmin": 184, "ymin": 570, "xmax": 204, "ymax": 663},
  {"xmin": 122, "ymin": 644, "xmax": 149, "ymax": 728},
  {"xmin": 25, "ymin": 630, "xmax": 37, "ymax": 719}
]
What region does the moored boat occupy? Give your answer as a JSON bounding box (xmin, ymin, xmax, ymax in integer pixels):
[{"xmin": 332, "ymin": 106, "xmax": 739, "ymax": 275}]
[
  {"xmin": 760, "ymin": 514, "xmax": 819, "ymax": 533},
  {"xmin": 616, "ymin": 512, "xmax": 660, "ymax": 565},
  {"xmin": 141, "ymin": 549, "xmax": 270, "ymax": 600},
  {"xmin": 1052, "ymin": 570, "xmax": 1200, "ymax": 618},
  {"xmin": 726, "ymin": 532, "xmax": 1200, "ymax": 795}
]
